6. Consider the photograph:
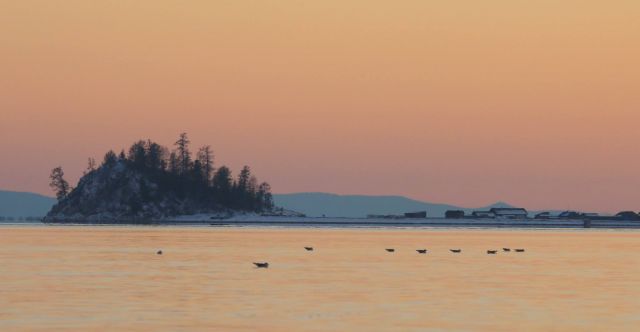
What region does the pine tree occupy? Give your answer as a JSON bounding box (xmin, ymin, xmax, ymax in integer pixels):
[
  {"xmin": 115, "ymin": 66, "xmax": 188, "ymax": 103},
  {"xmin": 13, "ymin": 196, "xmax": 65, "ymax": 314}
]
[
  {"xmin": 234, "ymin": 166, "xmax": 252, "ymax": 209},
  {"xmin": 49, "ymin": 167, "xmax": 70, "ymax": 200},
  {"xmin": 84, "ymin": 158, "xmax": 96, "ymax": 175},
  {"xmin": 257, "ymin": 182, "xmax": 273, "ymax": 211},
  {"xmin": 248, "ymin": 175, "xmax": 258, "ymax": 196},
  {"xmin": 145, "ymin": 140, "xmax": 166, "ymax": 171},
  {"xmin": 197, "ymin": 145, "xmax": 214, "ymax": 184},
  {"xmin": 128, "ymin": 140, "xmax": 147, "ymax": 169},
  {"xmin": 213, "ymin": 166, "xmax": 232, "ymax": 205},
  {"xmin": 168, "ymin": 152, "xmax": 179, "ymax": 174},
  {"xmin": 174, "ymin": 132, "xmax": 192, "ymax": 175},
  {"xmin": 191, "ymin": 160, "xmax": 204, "ymax": 184},
  {"xmin": 237, "ymin": 166, "xmax": 251, "ymax": 192},
  {"xmin": 102, "ymin": 150, "xmax": 117, "ymax": 167},
  {"xmin": 248, "ymin": 175, "xmax": 258, "ymax": 210}
]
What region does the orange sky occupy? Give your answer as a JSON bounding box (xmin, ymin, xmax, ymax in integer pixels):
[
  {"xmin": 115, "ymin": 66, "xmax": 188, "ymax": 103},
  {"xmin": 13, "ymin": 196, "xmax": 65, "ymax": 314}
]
[{"xmin": 1, "ymin": 1, "xmax": 639, "ymax": 212}]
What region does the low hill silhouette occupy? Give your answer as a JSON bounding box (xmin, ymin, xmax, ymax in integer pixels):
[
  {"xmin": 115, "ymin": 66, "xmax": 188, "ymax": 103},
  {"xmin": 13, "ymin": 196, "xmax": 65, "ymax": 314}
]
[
  {"xmin": 0, "ymin": 190, "xmax": 56, "ymax": 218},
  {"xmin": 273, "ymin": 192, "xmax": 513, "ymax": 218}
]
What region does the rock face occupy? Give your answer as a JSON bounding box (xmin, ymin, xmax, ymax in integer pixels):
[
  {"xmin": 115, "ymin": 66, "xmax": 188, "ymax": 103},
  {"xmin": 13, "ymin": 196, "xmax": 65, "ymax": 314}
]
[{"xmin": 45, "ymin": 161, "xmax": 227, "ymax": 223}]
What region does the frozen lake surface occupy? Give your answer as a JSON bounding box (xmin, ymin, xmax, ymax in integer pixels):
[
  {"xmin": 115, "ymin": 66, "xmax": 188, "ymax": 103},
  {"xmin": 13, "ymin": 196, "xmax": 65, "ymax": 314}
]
[{"xmin": 1, "ymin": 226, "xmax": 639, "ymax": 331}]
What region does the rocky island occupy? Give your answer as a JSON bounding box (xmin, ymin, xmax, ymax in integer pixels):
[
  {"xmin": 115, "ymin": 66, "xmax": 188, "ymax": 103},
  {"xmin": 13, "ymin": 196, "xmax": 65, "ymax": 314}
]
[{"xmin": 44, "ymin": 133, "xmax": 274, "ymax": 223}]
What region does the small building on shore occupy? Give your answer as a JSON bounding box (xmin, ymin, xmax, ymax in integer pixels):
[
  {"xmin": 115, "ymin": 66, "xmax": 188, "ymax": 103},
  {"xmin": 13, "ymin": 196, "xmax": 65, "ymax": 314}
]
[
  {"xmin": 445, "ymin": 210, "xmax": 465, "ymax": 219},
  {"xmin": 615, "ymin": 211, "xmax": 640, "ymax": 221},
  {"xmin": 558, "ymin": 211, "xmax": 582, "ymax": 219},
  {"xmin": 367, "ymin": 214, "xmax": 408, "ymax": 219},
  {"xmin": 404, "ymin": 211, "xmax": 427, "ymax": 219},
  {"xmin": 490, "ymin": 208, "xmax": 528, "ymax": 219},
  {"xmin": 472, "ymin": 211, "xmax": 496, "ymax": 218},
  {"xmin": 534, "ymin": 212, "xmax": 551, "ymax": 220}
]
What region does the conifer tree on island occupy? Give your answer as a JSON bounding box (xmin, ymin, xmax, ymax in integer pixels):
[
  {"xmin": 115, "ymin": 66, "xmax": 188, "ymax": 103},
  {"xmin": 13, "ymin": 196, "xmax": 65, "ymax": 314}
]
[
  {"xmin": 84, "ymin": 158, "xmax": 96, "ymax": 175},
  {"xmin": 49, "ymin": 166, "xmax": 70, "ymax": 200},
  {"xmin": 175, "ymin": 132, "xmax": 192, "ymax": 175},
  {"xmin": 197, "ymin": 145, "xmax": 214, "ymax": 184}
]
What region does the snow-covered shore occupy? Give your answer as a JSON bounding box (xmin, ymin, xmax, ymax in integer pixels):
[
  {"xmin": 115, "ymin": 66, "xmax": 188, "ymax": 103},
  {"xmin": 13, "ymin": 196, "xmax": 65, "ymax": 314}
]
[{"xmin": 158, "ymin": 215, "xmax": 640, "ymax": 229}]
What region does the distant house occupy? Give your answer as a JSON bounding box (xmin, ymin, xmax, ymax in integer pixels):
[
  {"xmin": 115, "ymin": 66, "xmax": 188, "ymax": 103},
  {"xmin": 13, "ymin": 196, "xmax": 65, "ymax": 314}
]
[
  {"xmin": 367, "ymin": 214, "xmax": 405, "ymax": 219},
  {"xmin": 615, "ymin": 211, "xmax": 640, "ymax": 221},
  {"xmin": 472, "ymin": 211, "xmax": 496, "ymax": 219},
  {"xmin": 558, "ymin": 211, "xmax": 582, "ymax": 219},
  {"xmin": 445, "ymin": 210, "xmax": 465, "ymax": 219},
  {"xmin": 534, "ymin": 212, "xmax": 551, "ymax": 220},
  {"xmin": 490, "ymin": 208, "xmax": 528, "ymax": 219},
  {"xmin": 404, "ymin": 211, "xmax": 427, "ymax": 219}
]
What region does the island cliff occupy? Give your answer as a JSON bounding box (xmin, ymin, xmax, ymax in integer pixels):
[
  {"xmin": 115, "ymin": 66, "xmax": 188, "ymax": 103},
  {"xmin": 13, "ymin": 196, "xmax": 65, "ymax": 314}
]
[{"xmin": 44, "ymin": 133, "xmax": 273, "ymax": 223}]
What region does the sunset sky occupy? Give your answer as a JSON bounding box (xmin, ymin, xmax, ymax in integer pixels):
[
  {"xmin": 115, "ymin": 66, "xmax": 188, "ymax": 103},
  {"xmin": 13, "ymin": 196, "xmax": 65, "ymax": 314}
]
[{"xmin": 1, "ymin": 1, "xmax": 639, "ymax": 212}]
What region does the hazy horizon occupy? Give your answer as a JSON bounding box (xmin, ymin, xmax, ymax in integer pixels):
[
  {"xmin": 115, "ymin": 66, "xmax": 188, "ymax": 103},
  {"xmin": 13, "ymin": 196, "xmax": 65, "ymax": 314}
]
[
  {"xmin": 0, "ymin": 188, "xmax": 617, "ymax": 218},
  {"xmin": 2, "ymin": 1, "xmax": 640, "ymax": 213}
]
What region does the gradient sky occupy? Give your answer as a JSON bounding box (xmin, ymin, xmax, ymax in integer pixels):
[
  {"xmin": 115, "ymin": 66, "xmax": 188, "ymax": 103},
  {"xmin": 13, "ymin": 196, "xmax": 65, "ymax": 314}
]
[{"xmin": 1, "ymin": 1, "xmax": 639, "ymax": 212}]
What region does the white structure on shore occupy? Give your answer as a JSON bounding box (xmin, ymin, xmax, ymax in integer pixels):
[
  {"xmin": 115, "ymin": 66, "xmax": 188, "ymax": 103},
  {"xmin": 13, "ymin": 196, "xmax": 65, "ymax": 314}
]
[
  {"xmin": 472, "ymin": 211, "xmax": 496, "ymax": 218},
  {"xmin": 490, "ymin": 208, "xmax": 528, "ymax": 219}
]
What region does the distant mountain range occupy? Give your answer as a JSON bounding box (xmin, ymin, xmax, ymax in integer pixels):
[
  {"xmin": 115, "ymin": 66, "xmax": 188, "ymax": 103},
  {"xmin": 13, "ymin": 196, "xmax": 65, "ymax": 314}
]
[
  {"xmin": 0, "ymin": 190, "xmax": 57, "ymax": 218},
  {"xmin": 273, "ymin": 192, "xmax": 514, "ymax": 218},
  {"xmin": 1, "ymin": 190, "xmax": 514, "ymax": 219}
]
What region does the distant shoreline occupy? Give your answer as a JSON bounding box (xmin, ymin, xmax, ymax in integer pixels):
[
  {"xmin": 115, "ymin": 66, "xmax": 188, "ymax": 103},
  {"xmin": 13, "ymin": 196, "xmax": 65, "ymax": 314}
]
[{"xmin": 30, "ymin": 217, "xmax": 640, "ymax": 229}]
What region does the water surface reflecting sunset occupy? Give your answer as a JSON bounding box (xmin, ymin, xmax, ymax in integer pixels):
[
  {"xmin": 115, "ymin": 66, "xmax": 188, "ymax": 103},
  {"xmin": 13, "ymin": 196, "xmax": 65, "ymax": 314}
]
[{"xmin": 1, "ymin": 226, "xmax": 638, "ymax": 331}]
